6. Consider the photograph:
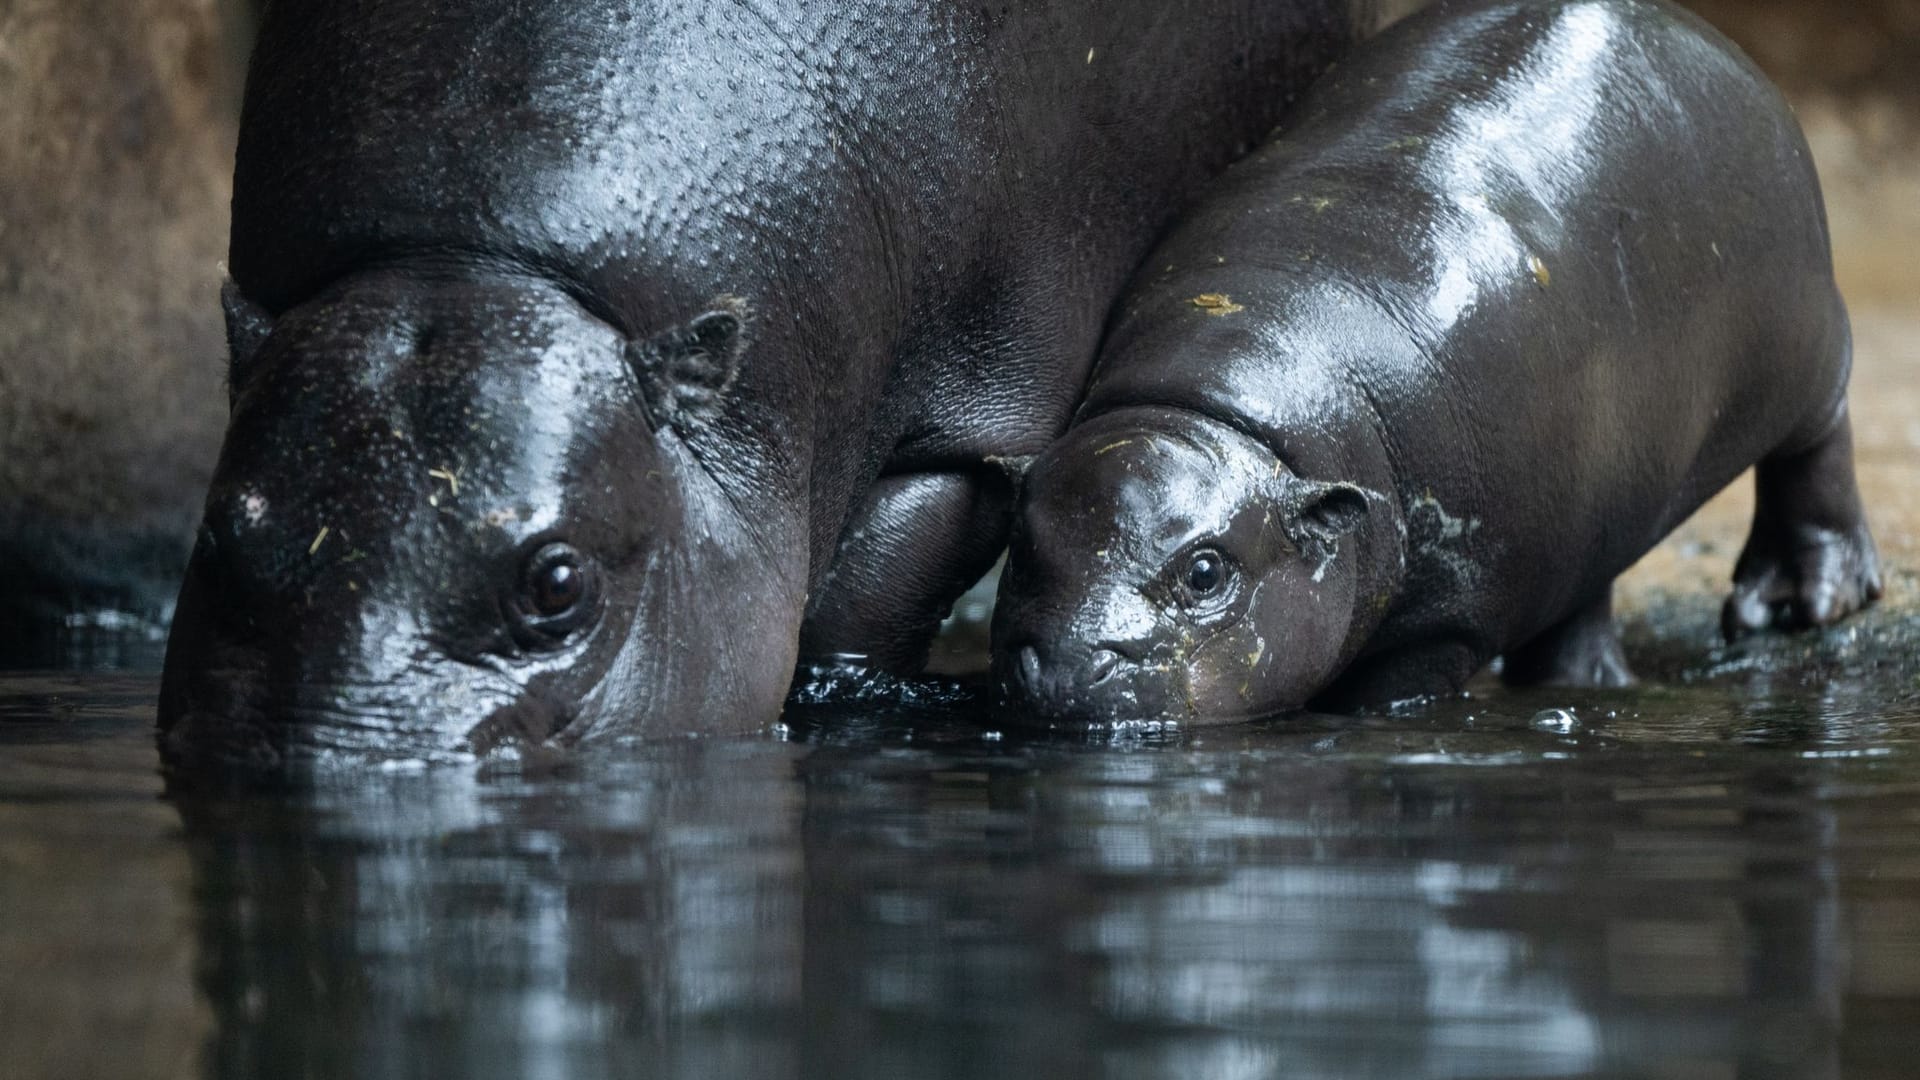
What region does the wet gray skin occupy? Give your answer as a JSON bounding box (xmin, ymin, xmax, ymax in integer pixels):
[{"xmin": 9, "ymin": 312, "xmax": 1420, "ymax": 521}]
[
  {"xmin": 159, "ymin": 0, "xmax": 1403, "ymax": 767},
  {"xmin": 992, "ymin": 0, "xmax": 1882, "ymax": 727}
]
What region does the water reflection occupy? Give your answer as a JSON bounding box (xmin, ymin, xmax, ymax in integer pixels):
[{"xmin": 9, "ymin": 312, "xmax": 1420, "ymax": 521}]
[
  {"xmin": 140, "ymin": 676, "xmax": 1920, "ymax": 1080},
  {"xmin": 179, "ymin": 743, "xmax": 810, "ymax": 1079},
  {"xmin": 2, "ymin": 636, "xmax": 1917, "ymax": 1080}
]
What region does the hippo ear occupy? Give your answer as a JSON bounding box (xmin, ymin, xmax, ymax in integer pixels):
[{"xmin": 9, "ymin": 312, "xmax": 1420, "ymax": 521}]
[
  {"xmin": 630, "ymin": 296, "xmax": 749, "ymax": 433},
  {"xmin": 221, "ymin": 276, "xmax": 274, "ymax": 394},
  {"xmin": 1278, "ymin": 479, "xmax": 1373, "ymax": 562}
]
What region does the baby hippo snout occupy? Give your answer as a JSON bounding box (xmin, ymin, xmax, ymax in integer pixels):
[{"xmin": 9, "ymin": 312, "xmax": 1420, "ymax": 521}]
[
  {"xmin": 1016, "ymin": 641, "xmax": 1123, "ymax": 693},
  {"xmin": 995, "ymin": 639, "xmax": 1150, "ymax": 723}
]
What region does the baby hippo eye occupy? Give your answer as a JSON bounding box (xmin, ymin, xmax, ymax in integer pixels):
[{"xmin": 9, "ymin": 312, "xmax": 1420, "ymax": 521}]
[
  {"xmin": 1185, "ymin": 549, "xmax": 1227, "ymax": 598},
  {"xmin": 531, "ymin": 554, "xmax": 584, "ymax": 615},
  {"xmin": 514, "ymin": 543, "xmax": 598, "ymax": 644}
]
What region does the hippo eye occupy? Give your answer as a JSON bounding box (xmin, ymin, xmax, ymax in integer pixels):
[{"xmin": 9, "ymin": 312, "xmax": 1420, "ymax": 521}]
[
  {"xmin": 532, "ymin": 557, "xmax": 583, "ymax": 615},
  {"xmin": 1184, "ymin": 549, "xmax": 1229, "ymax": 600},
  {"xmin": 513, "ymin": 542, "xmax": 597, "ymax": 643}
]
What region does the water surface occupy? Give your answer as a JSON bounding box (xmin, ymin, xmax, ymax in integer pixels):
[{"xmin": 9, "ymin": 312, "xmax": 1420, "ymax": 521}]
[{"xmin": 3, "ymin": 606, "xmax": 1918, "ymax": 1079}]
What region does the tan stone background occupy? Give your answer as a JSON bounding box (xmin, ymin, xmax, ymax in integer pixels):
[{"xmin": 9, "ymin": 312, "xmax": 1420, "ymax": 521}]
[{"xmin": 0, "ymin": 0, "xmax": 254, "ymax": 635}]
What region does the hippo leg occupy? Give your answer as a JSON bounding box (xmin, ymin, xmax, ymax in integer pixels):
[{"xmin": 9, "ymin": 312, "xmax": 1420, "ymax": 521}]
[
  {"xmin": 800, "ymin": 470, "xmax": 1015, "ymax": 671},
  {"xmin": 1501, "ymin": 589, "xmax": 1635, "ymax": 688},
  {"xmin": 1723, "ymin": 410, "xmax": 1883, "ymax": 641}
]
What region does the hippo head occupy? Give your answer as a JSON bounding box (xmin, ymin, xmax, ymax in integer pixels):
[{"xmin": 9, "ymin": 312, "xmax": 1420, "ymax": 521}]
[
  {"xmin": 159, "ymin": 270, "xmax": 805, "ymax": 769},
  {"xmin": 991, "ymin": 407, "xmax": 1376, "ymax": 727}
]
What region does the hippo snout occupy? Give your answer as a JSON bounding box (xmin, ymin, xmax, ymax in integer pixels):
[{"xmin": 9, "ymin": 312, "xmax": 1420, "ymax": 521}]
[
  {"xmin": 994, "ymin": 638, "xmax": 1159, "ymax": 724},
  {"xmin": 1015, "ymin": 641, "xmax": 1122, "ymax": 693}
]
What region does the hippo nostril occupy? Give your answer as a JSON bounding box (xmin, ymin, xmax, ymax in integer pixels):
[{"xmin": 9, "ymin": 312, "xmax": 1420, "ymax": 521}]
[
  {"xmin": 1018, "ymin": 645, "xmax": 1044, "ymax": 693},
  {"xmin": 1085, "ymin": 648, "xmax": 1121, "ymax": 688}
]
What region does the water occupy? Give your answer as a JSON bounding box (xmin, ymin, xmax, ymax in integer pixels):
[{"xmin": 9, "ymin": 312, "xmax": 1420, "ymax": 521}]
[{"xmin": 3, "ymin": 603, "xmax": 1919, "ymax": 1079}]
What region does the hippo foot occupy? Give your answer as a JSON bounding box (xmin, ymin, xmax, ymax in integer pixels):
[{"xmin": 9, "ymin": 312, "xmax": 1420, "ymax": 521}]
[
  {"xmin": 1503, "ymin": 592, "xmax": 1636, "ymax": 689},
  {"xmin": 1724, "ymin": 411, "xmax": 1883, "ymax": 642},
  {"xmin": 1722, "ymin": 521, "xmax": 1883, "ymax": 641},
  {"xmin": 800, "ymin": 468, "xmax": 1015, "ymax": 673}
]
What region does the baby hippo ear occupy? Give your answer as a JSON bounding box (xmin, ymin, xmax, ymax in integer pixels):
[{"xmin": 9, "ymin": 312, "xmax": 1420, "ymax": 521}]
[
  {"xmin": 1278, "ymin": 478, "xmax": 1375, "ymax": 562},
  {"xmin": 221, "ymin": 276, "xmax": 275, "ymax": 396},
  {"xmin": 630, "ymin": 296, "xmax": 750, "ymax": 434}
]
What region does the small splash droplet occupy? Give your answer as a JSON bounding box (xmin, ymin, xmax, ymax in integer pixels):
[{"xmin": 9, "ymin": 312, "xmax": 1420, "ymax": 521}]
[{"xmin": 1531, "ymin": 707, "xmax": 1579, "ymax": 735}]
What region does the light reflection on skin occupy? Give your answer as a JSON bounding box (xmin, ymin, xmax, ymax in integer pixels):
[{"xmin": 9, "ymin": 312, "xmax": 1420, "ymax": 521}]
[
  {"xmin": 298, "ymin": 287, "xmax": 636, "ymax": 755},
  {"xmin": 1418, "ymin": 6, "xmax": 1614, "ymax": 328}
]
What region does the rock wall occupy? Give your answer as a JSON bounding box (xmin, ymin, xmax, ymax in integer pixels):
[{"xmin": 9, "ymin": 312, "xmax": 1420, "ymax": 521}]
[{"xmin": 0, "ymin": 0, "xmax": 253, "ymax": 653}]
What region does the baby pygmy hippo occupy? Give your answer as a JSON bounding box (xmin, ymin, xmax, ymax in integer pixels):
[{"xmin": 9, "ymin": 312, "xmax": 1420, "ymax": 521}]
[{"xmin": 991, "ymin": 0, "xmax": 1881, "ymax": 724}]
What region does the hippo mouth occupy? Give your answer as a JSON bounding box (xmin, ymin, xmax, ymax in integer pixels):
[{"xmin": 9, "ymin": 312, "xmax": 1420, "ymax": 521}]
[
  {"xmin": 156, "ymin": 659, "xmax": 577, "ymax": 773},
  {"xmin": 159, "ymin": 699, "xmax": 489, "ymax": 775},
  {"xmin": 990, "ymin": 639, "xmax": 1307, "ymax": 730}
]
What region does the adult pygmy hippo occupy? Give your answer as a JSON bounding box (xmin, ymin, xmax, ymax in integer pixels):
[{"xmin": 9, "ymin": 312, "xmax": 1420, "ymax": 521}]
[
  {"xmin": 159, "ymin": 0, "xmax": 1407, "ymax": 766},
  {"xmin": 993, "ymin": 0, "xmax": 1882, "ymax": 725}
]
